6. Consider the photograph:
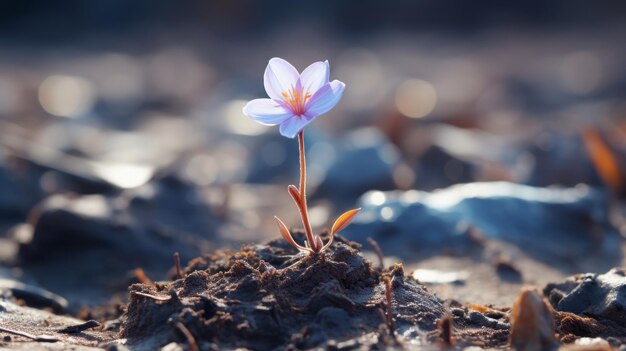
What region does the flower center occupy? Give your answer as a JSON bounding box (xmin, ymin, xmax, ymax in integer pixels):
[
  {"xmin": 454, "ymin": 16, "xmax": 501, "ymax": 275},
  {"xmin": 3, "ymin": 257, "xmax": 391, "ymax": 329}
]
[{"xmin": 281, "ymin": 87, "xmax": 312, "ymax": 116}]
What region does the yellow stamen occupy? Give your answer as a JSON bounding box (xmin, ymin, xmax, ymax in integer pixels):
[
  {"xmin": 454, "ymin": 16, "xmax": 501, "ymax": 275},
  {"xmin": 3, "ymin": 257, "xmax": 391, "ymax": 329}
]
[{"xmin": 282, "ymin": 87, "xmax": 312, "ymax": 116}]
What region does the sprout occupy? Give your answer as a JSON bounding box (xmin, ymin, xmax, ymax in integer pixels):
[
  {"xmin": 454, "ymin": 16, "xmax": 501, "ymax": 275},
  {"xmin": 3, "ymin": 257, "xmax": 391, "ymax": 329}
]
[{"xmin": 243, "ymin": 58, "xmax": 360, "ymax": 253}]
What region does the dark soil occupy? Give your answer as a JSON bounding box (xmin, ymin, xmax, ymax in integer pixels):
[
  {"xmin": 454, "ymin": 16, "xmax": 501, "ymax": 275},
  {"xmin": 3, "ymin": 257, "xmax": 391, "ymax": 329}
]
[{"xmin": 121, "ymin": 232, "xmax": 447, "ymax": 350}]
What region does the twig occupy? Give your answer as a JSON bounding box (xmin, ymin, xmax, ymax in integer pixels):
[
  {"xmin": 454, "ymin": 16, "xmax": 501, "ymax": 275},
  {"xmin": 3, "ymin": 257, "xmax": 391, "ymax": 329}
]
[
  {"xmin": 367, "ymin": 237, "xmax": 385, "ymax": 269},
  {"xmin": 131, "ymin": 291, "xmax": 172, "ymax": 302},
  {"xmin": 0, "ymin": 326, "xmax": 59, "ymax": 342},
  {"xmin": 173, "ymin": 252, "xmax": 183, "ymax": 279},
  {"xmin": 437, "ymin": 314, "xmax": 455, "ymax": 347},
  {"xmin": 175, "ymin": 322, "xmax": 200, "ymax": 351},
  {"xmin": 216, "ymin": 183, "xmax": 231, "ymax": 220},
  {"xmin": 383, "ymin": 276, "xmax": 396, "ymax": 336},
  {"xmin": 57, "ymin": 320, "xmax": 100, "ymax": 334}
]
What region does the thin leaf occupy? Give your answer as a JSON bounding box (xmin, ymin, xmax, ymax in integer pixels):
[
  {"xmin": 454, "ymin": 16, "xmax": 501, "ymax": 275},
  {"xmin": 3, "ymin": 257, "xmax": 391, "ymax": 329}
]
[
  {"xmin": 322, "ymin": 208, "xmax": 361, "ymax": 251},
  {"xmin": 274, "ymin": 216, "xmax": 309, "ymax": 252},
  {"xmin": 288, "ymin": 184, "xmax": 301, "ymax": 198},
  {"xmin": 331, "ymin": 208, "xmax": 361, "ymax": 235},
  {"xmin": 287, "ymin": 185, "xmax": 303, "ymax": 207}
]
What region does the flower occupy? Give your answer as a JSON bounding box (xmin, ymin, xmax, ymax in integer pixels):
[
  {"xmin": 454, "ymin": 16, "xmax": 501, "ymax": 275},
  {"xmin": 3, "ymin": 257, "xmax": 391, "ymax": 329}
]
[
  {"xmin": 243, "ymin": 57, "xmax": 346, "ymax": 138},
  {"xmin": 242, "ymin": 57, "xmax": 358, "ymax": 254}
]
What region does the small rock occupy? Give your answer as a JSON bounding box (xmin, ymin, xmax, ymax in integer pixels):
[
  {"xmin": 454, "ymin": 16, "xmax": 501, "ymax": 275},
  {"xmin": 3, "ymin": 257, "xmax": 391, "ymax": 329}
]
[
  {"xmin": 343, "ymin": 182, "xmax": 620, "ymax": 263},
  {"xmin": 509, "ymin": 287, "xmax": 557, "ymax": 351},
  {"xmin": 316, "ymin": 128, "xmax": 401, "ymax": 200},
  {"xmin": 545, "ymin": 268, "xmax": 626, "ymax": 326},
  {"xmin": 560, "ymin": 337, "xmax": 613, "ymax": 350},
  {"xmin": 412, "ymin": 269, "xmax": 468, "ymax": 285},
  {"xmin": 160, "ymin": 342, "xmax": 184, "ymax": 351},
  {"xmin": 468, "ymin": 311, "xmax": 509, "ymax": 330},
  {"xmin": 0, "ymin": 278, "xmax": 68, "ymax": 314}
]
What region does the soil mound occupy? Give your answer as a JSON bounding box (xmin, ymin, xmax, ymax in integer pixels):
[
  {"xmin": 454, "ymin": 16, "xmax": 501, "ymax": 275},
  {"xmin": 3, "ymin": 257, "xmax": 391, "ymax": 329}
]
[{"xmin": 121, "ymin": 233, "xmax": 445, "ymax": 350}]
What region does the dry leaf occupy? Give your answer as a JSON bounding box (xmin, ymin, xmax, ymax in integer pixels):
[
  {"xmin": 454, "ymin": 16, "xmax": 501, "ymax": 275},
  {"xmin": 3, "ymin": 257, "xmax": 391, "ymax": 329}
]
[{"xmin": 582, "ymin": 128, "xmax": 623, "ymax": 193}]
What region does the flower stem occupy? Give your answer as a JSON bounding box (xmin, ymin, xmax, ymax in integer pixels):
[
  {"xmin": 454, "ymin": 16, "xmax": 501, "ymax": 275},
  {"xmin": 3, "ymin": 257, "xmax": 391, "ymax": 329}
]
[{"xmin": 297, "ymin": 130, "xmax": 316, "ymax": 251}]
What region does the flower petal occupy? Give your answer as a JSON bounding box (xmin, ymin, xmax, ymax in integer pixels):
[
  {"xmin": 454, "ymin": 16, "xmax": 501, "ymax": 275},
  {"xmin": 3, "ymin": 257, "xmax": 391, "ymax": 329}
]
[
  {"xmin": 305, "ymin": 80, "xmax": 345, "ymax": 117},
  {"xmin": 263, "ymin": 57, "xmax": 299, "ymax": 100},
  {"xmin": 242, "ymin": 98, "xmax": 294, "ymax": 125},
  {"xmin": 279, "ymin": 115, "xmax": 315, "ymax": 138},
  {"xmin": 299, "ymin": 60, "xmax": 329, "ymax": 95}
]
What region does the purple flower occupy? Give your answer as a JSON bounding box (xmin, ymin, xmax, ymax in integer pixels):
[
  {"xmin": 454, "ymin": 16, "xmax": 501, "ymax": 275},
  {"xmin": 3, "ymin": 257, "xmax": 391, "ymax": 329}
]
[{"xmin": 243, "ymin": 57, "xmax": 346, "ymax": 138}]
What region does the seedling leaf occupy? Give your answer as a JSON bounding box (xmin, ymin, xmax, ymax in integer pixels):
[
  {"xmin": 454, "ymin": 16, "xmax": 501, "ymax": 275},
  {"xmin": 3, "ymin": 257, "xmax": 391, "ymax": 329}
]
[
  {"xmin": 274, "ymin": 216, "xmax": 309, "ymax": 252},
  {"xmin": 287, "ymin": 185, "xmax": 303, "ymax": 207},
  {"xmin": 323, "ymin": 208, "xmax": 360, "ymax": 251},
  {"xmin": 331, "ymin": 208, "xmax": 361, "ymax": 235}
]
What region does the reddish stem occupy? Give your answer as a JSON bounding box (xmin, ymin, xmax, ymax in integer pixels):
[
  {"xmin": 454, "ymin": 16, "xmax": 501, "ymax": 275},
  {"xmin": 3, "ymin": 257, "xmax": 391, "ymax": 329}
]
[{"xmin": 297, "ymin": 130, "xmax": 317, "ymax": 251}]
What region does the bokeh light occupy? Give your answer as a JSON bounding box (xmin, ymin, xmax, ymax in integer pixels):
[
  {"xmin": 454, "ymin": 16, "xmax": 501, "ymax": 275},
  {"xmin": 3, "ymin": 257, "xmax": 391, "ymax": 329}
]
[
  {"xmin": 38, "ymin": 75, "xmax": 95, "ymax": 118},
  {"xmin": 394, "ymin": 78, "xmax": 438, "ymax": 118}
]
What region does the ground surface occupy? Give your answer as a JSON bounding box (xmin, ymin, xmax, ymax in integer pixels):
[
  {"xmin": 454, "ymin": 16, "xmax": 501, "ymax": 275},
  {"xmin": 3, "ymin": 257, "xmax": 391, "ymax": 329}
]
[
  {"xmin": 3, "ymin": 230, "xmax": 626, "ymax": 350},
  {"xmin": 1, "ymin": 17, "xmax": 626, "ymax": 350}
]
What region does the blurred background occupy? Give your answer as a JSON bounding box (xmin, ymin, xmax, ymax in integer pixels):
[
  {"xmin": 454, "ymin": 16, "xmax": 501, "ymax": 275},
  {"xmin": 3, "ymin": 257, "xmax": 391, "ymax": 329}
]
[{"xmin": 1, "ymin": 1, "xmax": 626, "ymax": 310}]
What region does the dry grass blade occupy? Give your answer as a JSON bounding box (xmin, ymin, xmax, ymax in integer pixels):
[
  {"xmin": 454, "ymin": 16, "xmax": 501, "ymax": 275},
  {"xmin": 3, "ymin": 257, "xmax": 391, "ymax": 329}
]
[
  {"xmin": 0, "ymin": 326, "xmax": 59, "ymax": 343},
  {"xmin": 274, "ymin": 216, "xmax": 309, "ymax": 252},
  {"xmin": 331, "ymin": 208, "xmax": 361, "ymax": 235}
]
